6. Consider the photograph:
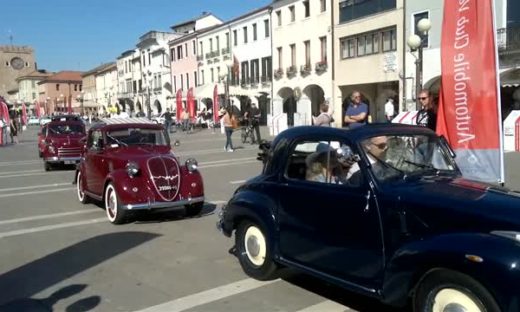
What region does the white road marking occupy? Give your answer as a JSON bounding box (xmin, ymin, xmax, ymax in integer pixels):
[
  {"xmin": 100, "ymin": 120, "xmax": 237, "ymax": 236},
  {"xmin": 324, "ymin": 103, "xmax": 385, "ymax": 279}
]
[
  {"xmin": 200, "ymin": 160, "xmax": 258, "ymax": 169},
  {"xmin": 0, "ymin": 169, "xmax": 42, "ymax": 176},
  {"xmin": 0, "ymin": 187, "xmax": 74, "ymax": 199},
  {"xmin": 0, "ymin": 218, "xmax": 107, "ymax": 239},
  {"xmin": 230, "ymin": 180, "xmax": 246, "ymax": 185},
  {"xmin": 0, "ymin": 209, "xmax": 99, "ymax": 225},
  {"xmin": 295, "ymin": 300, "xmax": 351, "ymax": 312},
  {"xmin": 0, "ymin": 182, "xmax": 70, "ymax": 193},
  {"xmin": 0, "ymin": 160, "xmax": 41, "ymax": 167},
  {"xmin": 135, "ymin": 278, "xmax": 279, "ymax": 312},
  {"xmin": 0, "ymin": 172, "xmax": 70, "ymax": 179}
]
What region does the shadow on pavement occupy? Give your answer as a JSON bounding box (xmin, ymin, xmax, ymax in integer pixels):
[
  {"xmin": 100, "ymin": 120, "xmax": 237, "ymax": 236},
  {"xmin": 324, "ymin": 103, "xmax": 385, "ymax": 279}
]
[
  {"xmin": 0, "ymin": 231, "xmax": 160, "ymax": 308},
  {"xmin": 0, "ymin": 284, "xmax": 100, "ymax": 312},
  {"xmin": 280, "ymin": 270, "xmax": 408, "ymax": 312},
  {"xmin": 132, "ymin": 202, "xmax": 218, "ymax": 223}
]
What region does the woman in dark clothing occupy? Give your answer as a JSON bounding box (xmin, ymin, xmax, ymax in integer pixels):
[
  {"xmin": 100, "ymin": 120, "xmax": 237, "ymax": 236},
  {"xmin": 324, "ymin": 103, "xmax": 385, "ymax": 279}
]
[{"xmin": 9, "ymin": 109, "xmax": 18, "ymax": 144}]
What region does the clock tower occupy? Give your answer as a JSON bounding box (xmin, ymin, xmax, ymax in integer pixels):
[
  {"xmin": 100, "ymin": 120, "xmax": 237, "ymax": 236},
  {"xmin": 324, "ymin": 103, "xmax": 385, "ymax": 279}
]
[{"xmin": 0, "ymin": 45, "xmax": 36, "ymax": 101}]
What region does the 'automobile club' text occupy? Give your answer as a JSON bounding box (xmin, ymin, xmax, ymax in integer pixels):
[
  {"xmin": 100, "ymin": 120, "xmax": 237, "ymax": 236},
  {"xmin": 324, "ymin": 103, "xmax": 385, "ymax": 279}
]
[{"xmin": 451, "ymin": 0, "xmax": 475, "ymax": 144}]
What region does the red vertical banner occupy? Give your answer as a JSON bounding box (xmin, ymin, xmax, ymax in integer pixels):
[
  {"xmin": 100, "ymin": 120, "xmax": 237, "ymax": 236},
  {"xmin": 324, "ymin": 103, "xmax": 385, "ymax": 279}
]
[
  {"xmin": 437, "ymin": 0, "xmax": 503, "ymax": 183},
  {"xmin": 187, "ymin": 87, "xmax": 195, "ymax": 121},
  {"xmin": 213, "ymin": 84, "xmax": 219, "ymax": 124},
  {"xmin": 176, "ymin": 89, "xmax": 183, "ymax": 123}
]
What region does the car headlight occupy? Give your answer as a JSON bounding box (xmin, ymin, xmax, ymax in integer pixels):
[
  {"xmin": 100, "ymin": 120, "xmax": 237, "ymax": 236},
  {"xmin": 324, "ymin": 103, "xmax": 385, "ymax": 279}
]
[
  {"xmin": 185, "ymin": 158, "xmax": 198, "ymax": 172},
  {"xmin": 126, "ymin": 162, "xmax": 140, "ymax": 177},
  {"xmin": 491, "ymin": 231, "xmax": 520, "ymax": 242}
]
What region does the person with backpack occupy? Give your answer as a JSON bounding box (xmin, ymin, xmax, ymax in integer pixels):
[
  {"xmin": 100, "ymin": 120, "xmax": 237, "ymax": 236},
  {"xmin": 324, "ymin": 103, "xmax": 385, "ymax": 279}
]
[{"xmin": 312, "ymin": 102, "xmax": 333, "ymax": 127}]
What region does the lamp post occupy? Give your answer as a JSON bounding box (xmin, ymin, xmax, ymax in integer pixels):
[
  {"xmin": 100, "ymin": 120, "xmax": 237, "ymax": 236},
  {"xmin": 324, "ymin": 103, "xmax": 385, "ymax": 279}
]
[
  {"xmin": 76, "ymin": 91, "xmax": 85, "ymax": 116},
  {"xmin": 407, "ymin": 18, "xmax": 432, "ymax": 110},
  {"xmin": 224, "ymin": 59, "xmax": 233, "ymax": 108},
  {"xmin": 59, "ymin": 94, "xmax": 64, "ymax": 112}
]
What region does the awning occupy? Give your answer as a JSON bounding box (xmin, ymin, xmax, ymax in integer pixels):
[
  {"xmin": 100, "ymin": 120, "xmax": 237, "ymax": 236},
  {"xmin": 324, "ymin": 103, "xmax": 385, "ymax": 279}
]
[
  {"xmin": 195, "ymin": 83, "xmax": 222, "ymax": 99},
  {"xmin": 500, "ymin": 68, "xmax": 520, "ymax": 87}
]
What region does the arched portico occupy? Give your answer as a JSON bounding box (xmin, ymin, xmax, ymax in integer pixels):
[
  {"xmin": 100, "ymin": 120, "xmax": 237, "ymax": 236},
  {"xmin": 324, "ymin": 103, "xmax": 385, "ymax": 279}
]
[
  {"xmin": 154, "ymin": 100, "xmax": 162, "ymax": 115},
  {"xmin": 277, "ymin": 87, "xmax": 296, "ymax": 126},
  {"xmin": 303, "ymin": 84, "xmax": 325, "ymax": 118}
]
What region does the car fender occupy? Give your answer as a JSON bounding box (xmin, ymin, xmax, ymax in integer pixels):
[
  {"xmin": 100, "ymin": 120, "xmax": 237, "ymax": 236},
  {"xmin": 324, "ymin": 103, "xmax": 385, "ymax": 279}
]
[
  {"xmin": 103, "ymin": 170, "xmax": 153, "ymax": 204},
  {"xmin": 223, "ymin": 190, "xmax": 278, "ymax": 242},
  {"xmin": 381, "ymin": 233, "xmax": 520, "ymax": 308}
]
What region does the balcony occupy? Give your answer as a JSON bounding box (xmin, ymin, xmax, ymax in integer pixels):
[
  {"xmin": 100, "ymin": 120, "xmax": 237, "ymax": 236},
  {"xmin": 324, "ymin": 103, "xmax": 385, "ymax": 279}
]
[
  {"xmin": 250, "ymin": 77, "xmax": 259, "ymax": 87},
  {"xmin": 197, "ymin": 55, "xmax": 204, "ymax": 61},
  {"xmin": 205, "ymin": 52, "xmax": 212, "ymax": 59},
  {"xmin": 207, "ymin": 59, "xmax": 213, "ymax": 64},
  {"xmin": 273, "ymin": 68, "xmax": 284, "ymax": 80},
  {"xmin": 300, "ymin": 64, "xmax": 312, "ymax": 76},
  {"xmin": 221, "ymin": 47, "xmax": 230, "ymax": 55},
  {"xmin": 315, "ymin": 60, "xmax": 328, "ymax": 74},
  {"xmin": 286, "ymin": 66, "xmax": 297, "ymax": 78},
  {"xmin": 498, "ymin": 27, "xmax": 520, "ymax": 69}
]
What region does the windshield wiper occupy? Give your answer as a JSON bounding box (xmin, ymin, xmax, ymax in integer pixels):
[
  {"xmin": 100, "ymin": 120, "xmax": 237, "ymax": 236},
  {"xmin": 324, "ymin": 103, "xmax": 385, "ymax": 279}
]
[
  {"xmin": 367, "ymin": 151, "xmax": 407, "ymax": 180},
  {"xmin": 106, "ymin": 134, "xmax": 128, "ymax": 147},
  {"xmin": 403, "ymin": 159, "xmax": 435, "ymax": 170}
]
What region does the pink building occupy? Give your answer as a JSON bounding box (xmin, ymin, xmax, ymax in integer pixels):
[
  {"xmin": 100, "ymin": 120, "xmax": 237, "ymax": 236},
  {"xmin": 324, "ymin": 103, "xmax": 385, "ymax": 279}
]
[{"xmin": 38, "ymin": 71, "xmax": 83, "ymax": 114}]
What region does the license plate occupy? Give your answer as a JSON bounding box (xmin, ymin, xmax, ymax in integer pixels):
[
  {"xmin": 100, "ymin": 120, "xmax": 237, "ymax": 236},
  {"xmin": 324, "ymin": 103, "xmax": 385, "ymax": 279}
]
[{"xmin": 64, "ymin": 160, "xmax": 76, "ymax": 165}]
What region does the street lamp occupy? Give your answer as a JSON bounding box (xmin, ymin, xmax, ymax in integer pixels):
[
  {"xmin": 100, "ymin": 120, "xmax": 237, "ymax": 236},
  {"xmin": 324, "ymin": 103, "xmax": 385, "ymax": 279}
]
[
  {"xmin": 76, "ymin": 91, "xmax": 85, "ymax": 116},
  {"xmin": 223, "ymin": 58, "xmax": 233, "ymax": 108},
  {"xmin": 407, "ymin": 18, "xmax": 432, "ymax": 110}
]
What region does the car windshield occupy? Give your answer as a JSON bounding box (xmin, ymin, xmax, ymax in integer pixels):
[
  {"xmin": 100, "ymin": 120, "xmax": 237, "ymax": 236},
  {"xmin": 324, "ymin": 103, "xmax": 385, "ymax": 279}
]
[
  {"xmin": 48, "ymin": 124, "xmax": 84, "ymax": 135},
  {"xmin": 107, "ymin": 128, "xmax": 167, "ymax": 146},
  {"xmin": 360, "ymin": 134, "xmax": 458, "ymax": 182}
]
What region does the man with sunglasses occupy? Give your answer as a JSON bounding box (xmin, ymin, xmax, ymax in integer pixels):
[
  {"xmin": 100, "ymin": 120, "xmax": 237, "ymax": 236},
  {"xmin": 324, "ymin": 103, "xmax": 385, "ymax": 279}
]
[
  {"xmin": 344, "ymin": 91, "xmax": 368, "ymax": 129},
  {"xmin": 415, "ymin": 89, "xmax": 437, "ymax": 131}
]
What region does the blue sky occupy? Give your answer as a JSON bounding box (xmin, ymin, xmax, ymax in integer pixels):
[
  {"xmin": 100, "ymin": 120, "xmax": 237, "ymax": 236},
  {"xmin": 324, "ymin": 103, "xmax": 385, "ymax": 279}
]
[{"xmin": 1, "ymin": 0, "xmax": 271, "ymax": 72}]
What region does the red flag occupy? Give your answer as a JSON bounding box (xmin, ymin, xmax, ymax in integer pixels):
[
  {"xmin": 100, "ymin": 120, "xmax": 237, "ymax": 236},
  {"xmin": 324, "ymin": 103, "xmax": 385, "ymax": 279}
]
[
  {"xmin": 213, "ymin": 84, "xmax": 219, "ymax": 124},
  {"xmin": 187, "ymin": 87, "xmax": 195, "ymax": 121},
  {"xmin": 1, "ymin": 101, "xmax": 10, "ymax": 127},
  {"xmin": 437, "ymin": 0, "xmax": 503, "ymax": 183},
  {"xmin": 176, "ymin": 89, "xmax": 183, "ymax": 123}
]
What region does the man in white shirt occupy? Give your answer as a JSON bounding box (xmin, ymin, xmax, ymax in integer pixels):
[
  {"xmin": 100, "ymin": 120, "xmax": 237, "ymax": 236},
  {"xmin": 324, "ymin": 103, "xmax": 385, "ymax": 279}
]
[{"xmin": 384, "ymin": 98, "xmax": 395, "ymax": 123}]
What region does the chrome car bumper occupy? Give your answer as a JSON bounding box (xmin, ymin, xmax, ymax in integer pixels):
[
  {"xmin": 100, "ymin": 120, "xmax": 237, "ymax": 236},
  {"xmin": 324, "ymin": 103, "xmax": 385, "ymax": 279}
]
[
  {"xmin": 44, "ymin": 156, "xmax": 81, "ymax": 164},
  {"xmin": 121, "ymin": 196, "xmax": 204, "ymax": 210}
]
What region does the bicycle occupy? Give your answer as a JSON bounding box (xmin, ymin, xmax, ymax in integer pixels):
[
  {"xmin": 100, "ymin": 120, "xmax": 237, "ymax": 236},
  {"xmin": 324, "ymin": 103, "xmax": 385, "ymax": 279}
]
[{"xmin": 240, "ymin": 120, "xmax": 256, "ymax": 144}]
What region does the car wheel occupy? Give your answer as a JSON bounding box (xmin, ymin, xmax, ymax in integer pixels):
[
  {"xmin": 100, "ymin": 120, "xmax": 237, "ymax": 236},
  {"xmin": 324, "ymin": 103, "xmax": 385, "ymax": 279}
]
[
  {"xmin": 185, "ymin": 202, "xmax": 203, "ymax": 217},
  {"xmin": 44, "ymin": 161, "xmax": 52, "ymax": 171},
  {"xmin": 235, "ymin": 220, "xmax": 278, "ymax": 280},
  {"xmin": 104, "ymin": 183, "xmax": 127, "ymax": 224},
  {"xmin": 76, "ymin": 171, "xmax": 89, "ymax": 204},
  {"xmin": 414, "ymin": 269, "xmax": 500, "ymax": 312}
]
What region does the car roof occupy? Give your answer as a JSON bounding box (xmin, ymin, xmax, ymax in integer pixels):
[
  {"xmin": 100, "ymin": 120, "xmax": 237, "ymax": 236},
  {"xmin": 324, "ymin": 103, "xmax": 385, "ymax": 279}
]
[
  {"xmin": 273, "ymin": 123, "xmax": 437, "ymax": 145},
  {"xmin": 47, "ymin": 120, "xmax": 85, "ymax": 126},
  {"xmin": 51, "ymin": 115, "xmax": 82, "ymax": 122},
  {"xmin": 89, "ymin": 118, "xmax": 163, "ymax": 131}
]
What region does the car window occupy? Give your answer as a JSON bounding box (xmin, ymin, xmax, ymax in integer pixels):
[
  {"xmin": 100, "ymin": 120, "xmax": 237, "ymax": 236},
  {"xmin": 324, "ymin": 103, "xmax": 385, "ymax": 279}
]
[
  {"xmin": 286, "ymin": 140, "xmax": 362, "ymax": 187},
  {"xmin": 107, "ymin": 128, "xmax": 168, "ymax": 146},
  {"xmin": 87, "ymin": 130, "xmax": 103, "ymax": 150},
  {"xmin": 48, "ymin": 124, "xmax": 84, "ymax": 135}
]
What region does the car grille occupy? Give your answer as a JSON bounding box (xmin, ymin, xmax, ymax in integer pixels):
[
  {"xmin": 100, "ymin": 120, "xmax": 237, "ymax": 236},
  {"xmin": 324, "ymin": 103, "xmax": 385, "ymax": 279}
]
[
  {"xmin": 57, "ymin": 147, "xmax": 82, "ymax": 158},
  {"xmin": 147, "ymin": 156, "xmax": 181, "ymax": 201}
]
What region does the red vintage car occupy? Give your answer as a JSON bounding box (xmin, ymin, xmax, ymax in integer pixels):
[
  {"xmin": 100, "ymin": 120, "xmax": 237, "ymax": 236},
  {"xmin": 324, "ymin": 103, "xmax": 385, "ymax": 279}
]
[
  {"xmin": 75, "ymin": 118, "xmax": 204, "ymax": 224},
  {"xmin": 39, "ymin": 116, "xmax": 86, "ymax": 171}
]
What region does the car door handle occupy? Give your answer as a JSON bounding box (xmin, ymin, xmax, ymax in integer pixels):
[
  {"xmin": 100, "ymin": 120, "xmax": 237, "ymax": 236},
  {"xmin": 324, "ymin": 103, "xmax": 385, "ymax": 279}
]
[{"xmin": 364, "ymin": 190, "xmax": 371, "ymax": 212}]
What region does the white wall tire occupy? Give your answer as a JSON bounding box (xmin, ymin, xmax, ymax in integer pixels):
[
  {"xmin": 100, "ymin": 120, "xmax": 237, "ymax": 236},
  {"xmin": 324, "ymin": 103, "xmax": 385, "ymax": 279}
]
[
  {"xmin": 244, "ymin": 225, "xmax": 267, "ymax": 267},
  {"xmin": 236, "ymin": 220, "xmax": 278, "ymax": 280},
  {"xmin": 76, "ymin": 171, "xmax": 89, "ymax": 204},
  {"xmin": 414, "ymin": 270, "xmax": 500, "ymax": 312},
  {"xmin": 432, "ymin": 289, "xmax": 482, "ymax": 312},
  {"xmin": 104, "ymin": 183, "xmax": 127, "ymax": 224}
]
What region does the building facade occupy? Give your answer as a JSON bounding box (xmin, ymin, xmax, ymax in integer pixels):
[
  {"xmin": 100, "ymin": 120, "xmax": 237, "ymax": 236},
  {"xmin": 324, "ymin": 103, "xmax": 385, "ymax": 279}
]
[
  {"xmin": 16, "ymin": 70, "xmax": 52, "ymax": 106},
  {"xmin": 95, "ymin": 63, "xmax": 118, "ymax": 115},
  {"xmin": 272, "ymin": 0, "xmax": 332, "ymax": 126},
  {"xmin": 0, "ymin": 45, "xmax": 36, "ymax": 101},
  {"xmin": 116, "ymin": 49, "xmax": 142, "ymax": 114},
  {"xmin": 137, "ymin": 31, "xmax": 182, "ymax": 117},
  {"xmin": 38, "ymin": 71, "xmax": 83, "ymax": 114},
  {"xmin": 334, "ymin": 0, "xmax": 404, "ymax": 123}
]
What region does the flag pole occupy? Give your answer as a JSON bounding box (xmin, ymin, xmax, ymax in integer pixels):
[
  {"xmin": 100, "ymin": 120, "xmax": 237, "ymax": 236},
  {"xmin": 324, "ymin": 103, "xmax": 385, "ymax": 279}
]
[{"xmin": 491, "ymin": 0, "xmax": 505, "ymax": 185}]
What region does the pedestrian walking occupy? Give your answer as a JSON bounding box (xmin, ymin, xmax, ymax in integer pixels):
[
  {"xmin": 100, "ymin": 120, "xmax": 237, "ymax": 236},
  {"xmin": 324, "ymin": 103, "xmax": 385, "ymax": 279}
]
[
  {"xmin": 221, "ymin": 107, "xmax": 235, "ymax": 152},
  {"xmin": 384, "ymin": 98, "xmax": 395, "ymax": 123},
  {"xmin": 344, "ymin": 91, "xmax": 368, "ymax": 129},
  {"xmin": 9, "ymin": 109, "xmax": 18, "ymax": 144},
  {"xmin": 164, "ymin": 108, "xmax": 173, "ymax": 133},
  {"xmin": 245, "ymin": 103, "xmax": 262, "ymax": 143}
]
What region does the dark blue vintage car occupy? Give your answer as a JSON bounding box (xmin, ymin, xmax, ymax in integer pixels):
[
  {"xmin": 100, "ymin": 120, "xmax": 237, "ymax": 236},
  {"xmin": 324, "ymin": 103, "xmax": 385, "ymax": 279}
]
[{"xmin": 218, "ymin": 124, "xmax": 520, "ymax": 312}]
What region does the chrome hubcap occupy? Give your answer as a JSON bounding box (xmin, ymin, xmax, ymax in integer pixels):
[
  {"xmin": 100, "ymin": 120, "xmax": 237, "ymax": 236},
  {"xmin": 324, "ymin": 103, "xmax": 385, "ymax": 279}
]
[
  {"xmin": 247, "ymin": 236, "xmax": 260, "ymax": 257},
  {"xmin": 444, "ymin": 303, "xmax": 467, "ymax": 312}
]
